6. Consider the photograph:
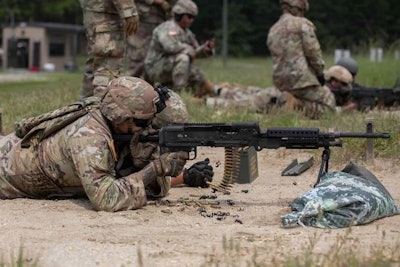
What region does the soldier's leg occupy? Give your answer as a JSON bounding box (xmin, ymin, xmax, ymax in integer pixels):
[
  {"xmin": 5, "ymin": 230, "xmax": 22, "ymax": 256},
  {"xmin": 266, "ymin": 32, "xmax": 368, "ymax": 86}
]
[
  {"xmin": 80, "ymin": 53, "xmax": 95, "ymax": 98},
  {"xmin": 126, "ymin": 29, "xmax": 152, "ymax": 78},
  {"xmin": 89, "ymin": 13, "xmax": 125, "ymax": 98},
  {"xmin": 172, "ymin": 53, "xmax": 191, "ymax": 92},
  {"xmin": 291, "ymin": 85, "xmax": 336, "ymax": 118},
  {"xmin": 80, "ymin": 10, "xmax": 95, "ymax": 98}
]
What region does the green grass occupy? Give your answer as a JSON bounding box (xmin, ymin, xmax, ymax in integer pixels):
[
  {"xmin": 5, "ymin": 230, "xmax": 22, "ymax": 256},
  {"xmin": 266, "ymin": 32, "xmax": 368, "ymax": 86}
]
[{"xmin": 1, "ymin": 56, "xmax": 399, "ymax": 162}]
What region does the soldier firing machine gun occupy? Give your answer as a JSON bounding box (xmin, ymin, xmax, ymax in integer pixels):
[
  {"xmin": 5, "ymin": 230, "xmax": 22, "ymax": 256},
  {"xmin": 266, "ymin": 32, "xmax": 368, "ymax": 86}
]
[{"xmin": 114, "ymin": 122, "xmax": 390, "ymax": 188}]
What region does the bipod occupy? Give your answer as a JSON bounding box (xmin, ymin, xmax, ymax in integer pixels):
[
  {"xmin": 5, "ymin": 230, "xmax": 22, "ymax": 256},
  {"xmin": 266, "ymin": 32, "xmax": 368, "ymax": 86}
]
[{"xmin": 314, "ymin": 147, "xmax": 331, "ymax": 187}]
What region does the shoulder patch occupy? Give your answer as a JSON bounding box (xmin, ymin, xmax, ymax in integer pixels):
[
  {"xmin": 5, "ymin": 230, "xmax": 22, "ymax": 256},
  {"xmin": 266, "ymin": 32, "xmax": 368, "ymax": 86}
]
[{"xmin": 168, "ymin": 30, "xmax": 178, "ymax": 36}]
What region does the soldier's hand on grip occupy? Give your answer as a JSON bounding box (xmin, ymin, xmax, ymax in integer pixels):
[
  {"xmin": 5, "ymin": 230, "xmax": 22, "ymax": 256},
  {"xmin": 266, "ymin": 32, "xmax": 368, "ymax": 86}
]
[
  {"xmin": 152, "ymin": 151, "xmax": 188, "ymax": 177},
  {"xmin": 124, "ymin": 16, "xmax": 139, "ymax": 36},
  {"xmin": 183, "ymin": 158, "xmax": 214, "ymax": 188},
  {"xmin": 130, "ymin": 131, "xmax": 158, "ymax": 169}
]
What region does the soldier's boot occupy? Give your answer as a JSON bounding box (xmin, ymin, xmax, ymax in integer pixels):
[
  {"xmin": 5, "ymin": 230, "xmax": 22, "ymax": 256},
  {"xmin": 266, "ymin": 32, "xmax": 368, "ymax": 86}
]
[{"xmin": 195, "ymin": 80, "xmax": 217, "ymax": 97}]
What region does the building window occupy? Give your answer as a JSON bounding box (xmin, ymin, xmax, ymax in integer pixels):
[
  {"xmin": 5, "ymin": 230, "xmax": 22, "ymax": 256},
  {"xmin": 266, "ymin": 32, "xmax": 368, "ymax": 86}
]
[{"xmin": 49, "ymin": 43, "xmax": 65, "ymax": 56}]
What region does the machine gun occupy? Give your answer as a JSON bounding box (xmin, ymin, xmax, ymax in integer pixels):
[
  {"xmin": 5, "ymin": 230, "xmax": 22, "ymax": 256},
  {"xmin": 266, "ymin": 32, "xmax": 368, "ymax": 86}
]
[
  {"xmin": 350, "ymin": 85, "xmax": 400, "ymax": 110},
  {"xmin": 113, "ymin": 122, "xmax": 390, "ymax": 186}
]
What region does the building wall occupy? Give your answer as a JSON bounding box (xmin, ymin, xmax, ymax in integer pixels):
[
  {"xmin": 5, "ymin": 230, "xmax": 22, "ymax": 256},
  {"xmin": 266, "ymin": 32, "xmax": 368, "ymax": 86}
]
[{"xmin": 2, "ymin": 24, "xmax": 85, "ymax": 71}]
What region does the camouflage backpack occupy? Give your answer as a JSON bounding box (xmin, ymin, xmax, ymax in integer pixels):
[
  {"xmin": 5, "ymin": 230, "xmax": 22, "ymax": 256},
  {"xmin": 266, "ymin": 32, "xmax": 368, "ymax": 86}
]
[{"xmin": 15, "ymin": 96, "xmax": 101, "ymax": 148}]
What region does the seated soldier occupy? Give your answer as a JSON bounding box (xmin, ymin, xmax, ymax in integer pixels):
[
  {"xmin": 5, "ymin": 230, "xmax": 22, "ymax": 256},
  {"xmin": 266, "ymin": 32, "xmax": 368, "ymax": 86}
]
[{"xmin": 144, "ymin": 0, "xmax": 217, "ymax": 97}]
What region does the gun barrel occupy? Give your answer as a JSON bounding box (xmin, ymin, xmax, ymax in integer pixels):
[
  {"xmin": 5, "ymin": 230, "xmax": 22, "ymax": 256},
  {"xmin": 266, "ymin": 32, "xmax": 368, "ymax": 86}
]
[{"xmin": 335, "ymin": 132, "xmax": 390, "ymax": 138}]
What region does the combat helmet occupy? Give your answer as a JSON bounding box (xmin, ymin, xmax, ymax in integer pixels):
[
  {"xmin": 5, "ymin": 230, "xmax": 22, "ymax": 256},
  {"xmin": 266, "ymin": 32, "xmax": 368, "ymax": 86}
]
[
  {"xmin": 152, "ymin": 90, "xmax": 189, "ymax": 129},
  {"xmin": 100, "ymin": 76, "xmax": 159, "ymax": 125},
  {"xmin": 336, "ymin": 57, "xmax": 359, "ymax": 77},
  {"xmin": 324, "ymin": 66, "xmax": 353, "ymax": 84},
  {"xmin": 172, "ymin": 0, "xmax": 198, "ymax": 16},
  {"xmin": 280, "ymin": 0, "xmax": 309, "ymax": 12}
]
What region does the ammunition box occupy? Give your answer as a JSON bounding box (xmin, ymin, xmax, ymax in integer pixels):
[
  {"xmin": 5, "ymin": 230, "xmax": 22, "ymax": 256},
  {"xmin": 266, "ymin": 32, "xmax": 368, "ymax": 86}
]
[{"xmin": 237, "ymin": 147, "xmax": 259, "ymax": 184}]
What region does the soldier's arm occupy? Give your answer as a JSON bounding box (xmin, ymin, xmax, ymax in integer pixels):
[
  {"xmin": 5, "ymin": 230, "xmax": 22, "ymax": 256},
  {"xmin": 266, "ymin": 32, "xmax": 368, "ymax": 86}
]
[
  {"xmin": 301, "ymin": 19, "xmax": 325, "ymax": 77},
  {"xmin": 157, "ymin": 26, "xmax": 194, "ymax": 55},
  {"xmin": 69, "ymin": 134, "xmax": 159, "ymax": 212}
]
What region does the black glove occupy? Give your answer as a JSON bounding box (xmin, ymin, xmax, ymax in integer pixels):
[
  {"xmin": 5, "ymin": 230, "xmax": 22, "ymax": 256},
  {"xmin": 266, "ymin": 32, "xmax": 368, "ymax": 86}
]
[
  {"xmin": 317, "ymin": 75, "xmax": 325, "ymax": 86},
  {"xmin": 183, "ymin": 158, "xmax": 214, "ymax": 188}
]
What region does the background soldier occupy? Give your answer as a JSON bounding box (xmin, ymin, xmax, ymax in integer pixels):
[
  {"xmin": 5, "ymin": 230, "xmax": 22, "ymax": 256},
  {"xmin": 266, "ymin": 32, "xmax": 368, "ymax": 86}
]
[
  {"xmin": 79, "ymin": 0, "xmax": 139, "ymax": 98},
  {"xmin": 126, "ymin": 0, "xmax": 177, "ymax": 78},
  {"xmin": 267, "ymin": 0, "xmax": 335, "ymax": 118},
  {"xmin": 205, "ymin": 83, "xmax": 285, "ymax": 113},
  {"xmin": 144, "ymin": 0, "xmax": 217, "ymax": 97},
  {"xmin": 0, "ymin": 77, "xmax": 213, "ymax": 211},
  {"xmin": 324, "ymin": 65, "xmax": 357, "ymax": 112}
]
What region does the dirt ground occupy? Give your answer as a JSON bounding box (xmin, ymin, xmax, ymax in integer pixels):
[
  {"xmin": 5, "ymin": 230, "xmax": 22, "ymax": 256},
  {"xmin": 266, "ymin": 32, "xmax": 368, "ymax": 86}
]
[{"xmin": 0, "ymin": 146, "xmax": 400, "ymax": 267}]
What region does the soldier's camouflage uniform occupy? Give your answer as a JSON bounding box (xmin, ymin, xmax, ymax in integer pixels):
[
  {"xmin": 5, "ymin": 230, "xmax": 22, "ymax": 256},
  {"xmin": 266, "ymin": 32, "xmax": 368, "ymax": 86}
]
[
  {"xmin": 205, "ymin": 83, "xmax": 285, "ymax": 113},
  {"xmin": 152, "ymin": 89, "xmax": 189, "ymax": 128},
  {"xmin": 79, "ymin": 0, "xmax": 138, "ymax": 98},
  {"xmin": 281, "ymin": 167, "xmax": 399, "ymax": 228},
  {"xmin": 144, "ymin": 19, "xmax": 212, "ymax": 92},
  {"xmin": 267, "ymin": 13, "xmax": 335, "ymax": 117},
  {"xmin": 126, "ymin": 0, "xmax": 177, "ymax": 78},
  {"xmin": 0, "ymin": 108, "xmax": 170, "ymax": 212}
]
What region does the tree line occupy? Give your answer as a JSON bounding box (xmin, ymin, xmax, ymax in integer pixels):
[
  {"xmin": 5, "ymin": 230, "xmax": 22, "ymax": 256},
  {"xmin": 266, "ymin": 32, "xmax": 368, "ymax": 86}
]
[{"xmin": 1, "ymin": 0, "xmax": 399, "ymax": 56}]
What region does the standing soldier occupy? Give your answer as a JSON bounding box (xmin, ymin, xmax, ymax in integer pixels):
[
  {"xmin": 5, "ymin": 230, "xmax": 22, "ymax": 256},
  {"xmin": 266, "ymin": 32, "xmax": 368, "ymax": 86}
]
[
  {"xmin": 79, "ymin": 0, "xmax": 139, "ymax": 98},
  {"xmin": 144, "ymin": 0, "xmax": 217, "ymax": 97},
  {"xmin": 267, "ymin": 0, "xmax": 335, "ymax": 118},
  {"xmin": 126, "ymin": 0, "xmax": 177, "ymax": 78}
]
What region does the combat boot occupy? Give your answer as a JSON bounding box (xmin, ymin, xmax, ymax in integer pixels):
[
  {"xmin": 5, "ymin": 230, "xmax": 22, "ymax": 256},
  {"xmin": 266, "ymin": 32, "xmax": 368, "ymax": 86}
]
[{"xmin": 195, "ymin": 80, "xmax": 217, "ymax": 97}]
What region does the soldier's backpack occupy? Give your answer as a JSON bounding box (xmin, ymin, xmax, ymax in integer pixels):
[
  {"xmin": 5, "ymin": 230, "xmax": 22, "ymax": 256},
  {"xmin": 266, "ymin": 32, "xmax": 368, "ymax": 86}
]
[{"xmin": 15, "ymin": 96, "xmax": 101, "ymax": 148}]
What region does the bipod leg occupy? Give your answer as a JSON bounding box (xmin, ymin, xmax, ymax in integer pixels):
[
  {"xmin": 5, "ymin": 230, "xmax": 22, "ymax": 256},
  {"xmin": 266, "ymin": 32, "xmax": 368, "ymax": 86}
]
[{"xmin": 314, "ymin": 147, "xmax": 331, "ymax": 187}]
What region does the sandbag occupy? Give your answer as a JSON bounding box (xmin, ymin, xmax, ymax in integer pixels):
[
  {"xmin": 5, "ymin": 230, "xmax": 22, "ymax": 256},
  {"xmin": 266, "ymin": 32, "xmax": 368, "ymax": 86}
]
[{"xmin": 281, "ymin": 163, "xmax": 399, "ymax": 228}]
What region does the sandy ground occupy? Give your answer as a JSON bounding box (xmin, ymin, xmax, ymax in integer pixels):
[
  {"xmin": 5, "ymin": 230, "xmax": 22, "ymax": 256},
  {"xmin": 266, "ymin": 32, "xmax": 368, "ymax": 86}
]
[{"xmin": 0, "ymin": 146, "xmax": 399, "ymax": 267}]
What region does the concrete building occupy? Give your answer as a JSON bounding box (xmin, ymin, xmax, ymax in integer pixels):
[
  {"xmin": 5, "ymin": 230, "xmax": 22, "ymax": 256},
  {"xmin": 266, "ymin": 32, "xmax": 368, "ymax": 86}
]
[{"xmin": 2, "ymin": 22, "xmax": 85, "ymax": 71}]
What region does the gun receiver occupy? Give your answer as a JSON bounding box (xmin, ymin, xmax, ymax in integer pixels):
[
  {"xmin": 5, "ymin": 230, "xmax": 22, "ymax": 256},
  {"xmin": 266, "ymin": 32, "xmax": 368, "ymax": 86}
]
[{"xmin": 113, "ymin": 122, "xmax": 390, "ymax": 185}]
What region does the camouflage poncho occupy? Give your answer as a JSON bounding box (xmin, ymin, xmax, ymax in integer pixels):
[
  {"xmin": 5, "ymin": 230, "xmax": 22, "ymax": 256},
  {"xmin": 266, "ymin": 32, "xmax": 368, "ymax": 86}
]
[{"xmin": 281, "ymin": 167, "xmax": 399, "ymax": 228}]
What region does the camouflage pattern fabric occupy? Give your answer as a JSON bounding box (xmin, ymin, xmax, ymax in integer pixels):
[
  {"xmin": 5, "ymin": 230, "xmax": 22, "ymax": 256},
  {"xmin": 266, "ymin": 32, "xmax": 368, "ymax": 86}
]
[
  {"xmin": 144, "ymin": 19, "xmax": 212, "ymax": 92},
  {"xmin": 205, "ymin": 83, "xmax": 284, "ymax": 113},
  {"xmin": 152, "ymin": 89, "xmax": 189, "ymax": 128},
  {"xmin": 126, "ymin": 0, "xmax": 177, "ymax": 78},
  {"xmin": 0, "ymin": 109, "xmax": 171, "ymax": 212},
  {"xmin": 79, "ymin": 0, "xmax": 138, "ymax": 98},
  {"xmin": 267, "ymin": 13, "xmax": 334, "ymax": 116},
  {"xmin": 281, "ymin": 171, "xmax": 399, "ymax": 228},
  {"xmin": 100, "ymin": 76, "xmax": 159, "ymax": 123}
]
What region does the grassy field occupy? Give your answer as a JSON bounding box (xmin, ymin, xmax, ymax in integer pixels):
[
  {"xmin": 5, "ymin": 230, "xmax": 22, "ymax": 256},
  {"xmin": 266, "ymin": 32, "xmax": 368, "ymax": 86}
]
[
  {"xmin": 0, "ymin": 56, "xmax": 399, "ymax": 162},
  {"xmin": 0, "ymin": 55, "xmax": 399, "ymax": 266}
]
